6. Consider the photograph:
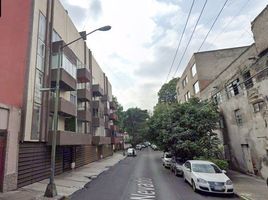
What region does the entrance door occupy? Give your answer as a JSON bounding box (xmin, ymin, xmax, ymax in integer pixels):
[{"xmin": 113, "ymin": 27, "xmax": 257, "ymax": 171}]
[
  {"xmin": 0, "ymin": 135, "xmax": 6, "ymax": 191},
  {"xmin": 63, "ymin": 147, "xmax": 73, "ymax": 172},
  {"xmin": 241, "ymin": 144, "xmax": 254, "ymax": 174}
]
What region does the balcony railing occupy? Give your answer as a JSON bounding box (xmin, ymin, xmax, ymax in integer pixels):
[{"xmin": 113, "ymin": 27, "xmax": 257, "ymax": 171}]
[
  {"xmin": 50, "ymin": 68, "xmax": 76, "ymax": 91},
  {"xmin": 92, "ymin": 84, "xmax": 104, "ymax": 96},
  {"xmin": 109, "ymin": 113, "xmax": 118, "ymax": 121},
  {"xmin": 48, "ymin": 130, "xmax": 92, "ymax": 145},
  {"xmin": 77, "ymin": 68, "xmax": 91, "ymax": 83},
  {"xmin": 92, "ymin": 136, "xmax": 111, "ymax": 145},
  {"xmin": 92, "ymin": 117, "xmax": 105, "ymax": 127},
  {"xmin": 77, "ymin": 109, "xmax": 91, "ymax": 122},
  {"xmin": 50, "ymin": 97, "xmax": 76, "ymax": 117},
  {"xmin": 77, "ymin": 88, "xmax": 91, "ymax": 102}
]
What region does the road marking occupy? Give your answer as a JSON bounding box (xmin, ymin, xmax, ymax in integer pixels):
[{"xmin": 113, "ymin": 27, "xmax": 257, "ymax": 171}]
[{"xmin": 130, "ymin": 178, "xmax": 156, "ymax": 200}]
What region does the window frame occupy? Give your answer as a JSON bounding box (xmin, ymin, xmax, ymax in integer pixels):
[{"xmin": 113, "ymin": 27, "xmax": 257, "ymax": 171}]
[
  {"xmin": 191, "ymin": 63, "xmax": 197, "ymax": 77},
  {"xmin": 193, "ymin": 81, "xmax": 200, "ymax": 94}
]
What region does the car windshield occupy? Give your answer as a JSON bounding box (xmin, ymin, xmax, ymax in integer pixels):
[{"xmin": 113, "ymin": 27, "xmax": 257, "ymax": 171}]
[
  {"xmin": 192, "ymin": 164, "xmax": 222, "ymax": 173},
  {"xmin": 165, "ymin": 154, "xmax": 172, "ymax": 158}
]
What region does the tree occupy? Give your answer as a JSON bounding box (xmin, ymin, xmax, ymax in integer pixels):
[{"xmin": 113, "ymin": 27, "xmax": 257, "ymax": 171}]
[
  {"xmin": 123, "ymin": 108, "xmax": 149, "ymax": 146},
  {"xmin": 147, "ymin": 98, "xmax": 221, "ymax": 160},
  {"xmin": 158, "ymin": 77, "xmax": 179, "ymax": 104},
  {"xmin": 112, "ymin": 96, "xmax": 125, "ymax": 131}
]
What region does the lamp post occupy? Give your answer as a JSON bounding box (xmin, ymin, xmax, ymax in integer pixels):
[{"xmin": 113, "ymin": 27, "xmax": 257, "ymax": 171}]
[{"xmin": 44, "ymin": 25, "xmax": 111, "ymax": 197}]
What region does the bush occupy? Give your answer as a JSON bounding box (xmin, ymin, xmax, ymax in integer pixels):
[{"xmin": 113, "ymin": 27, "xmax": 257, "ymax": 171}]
[{"xmin": 194, "ymin": 156, "xmax": 229, "ymax": 170}]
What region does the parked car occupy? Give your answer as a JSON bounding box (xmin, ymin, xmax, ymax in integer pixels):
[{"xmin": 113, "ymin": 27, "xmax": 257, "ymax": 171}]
[
  {"xmin": 127, "ymin": 148, "xmax": 137, "ymax": 156},
  {"xmin": 136, "ymin": 144, "xmax": 142, "ymax": 150},
  {"xmin": 141, "ymin": 144, "xmax": 146, "ymax": 148},
  {"xmin": 182, "ymin": 160, "xmax": 234, "ymax": 194},
  {"xmin": 162, "ymin": 152, "xmax": 172, "ymax": 168},
  {"xmin": 170, "ymin": 157, "xmax": 183, "ymax": 176},
  {"xmin": 151, "ymin": 144, "xmax": 158, "ymax": 150}
]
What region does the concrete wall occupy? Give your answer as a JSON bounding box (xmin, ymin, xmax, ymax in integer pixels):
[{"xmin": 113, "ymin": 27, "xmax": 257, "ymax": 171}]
[
  {"xmin": 200, "ymin": 44, "xmax": 268, "ymax": 178},
  {"xmin": 0, "ymin": 103, "xmax": 21, "ymax": 192},
  {"xmin": 92, "ymin": 56, "xmax": 104, "ymax": 89},
  {"xmin": 251, "ymin": 5, "xmax": 268, "ymax": 55},
  {"xmin": 0, "ymin": 0, "xmax": 33, "ymax": 107}
]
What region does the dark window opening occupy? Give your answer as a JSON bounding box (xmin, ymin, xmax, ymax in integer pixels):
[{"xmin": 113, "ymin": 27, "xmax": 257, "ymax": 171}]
[
  {"xmin": 227, "ymin": 78, "xmax": 240, "ymax": 98},
  {"xmin": 243, "ymin": 71, "xmax": 253, "ymax": 89}
]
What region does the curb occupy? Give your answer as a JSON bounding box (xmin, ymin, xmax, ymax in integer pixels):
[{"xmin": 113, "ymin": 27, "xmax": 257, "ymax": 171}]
[{"xmin": 235, "ymin": 193, "xmax": 254, "ymax": 200}]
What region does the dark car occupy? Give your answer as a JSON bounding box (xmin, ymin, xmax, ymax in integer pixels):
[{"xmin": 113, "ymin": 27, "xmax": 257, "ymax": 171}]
[{"xmin": 170, "ymin": 156, "xmax": 183, "ymax": 176}]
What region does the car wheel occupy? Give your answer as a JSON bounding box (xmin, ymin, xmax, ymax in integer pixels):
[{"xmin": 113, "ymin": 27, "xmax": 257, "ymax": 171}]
[{"xmin": 192, "ymin": 180, "xmax": 197, "ymax": 192}]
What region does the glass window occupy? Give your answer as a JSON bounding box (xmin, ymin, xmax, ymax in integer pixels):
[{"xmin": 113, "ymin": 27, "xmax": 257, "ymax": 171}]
[
  {"xmin": 192, "ymin": 164, "xmax": 222, "ymax": 173},
  {"xmin": 191, "ymin": 64, "xmax": 197, "ymax": 77},
  {"xmin": 182, "ymin": 76, "xmax": 188, "ymax": 88},
  {"xmin": 212, "ymin": 92, "xmax": 222, "ymax": 105},
  {"xmin": 193, "ymin": 81, "xmax": 200, "ymax": 94},
  {"xmin": 243, "ymin": 71, "xmax": 253, "ymax": 89},
  {"xmin": 38, "ymin": 13, "xmax": 46, "ymax": 41},
  {"xmin": 227, "ymin": 78, "xmax": 240, "ymax": 98},
  {"xmin": 52, "ymin": 30, "xmax": 61, "ymax": 42},
  {"xmin": 184, "ymin": 91, "xmax": 190, "ymax": 102},
  {"xmin": 253, "ymin": 101, "xmax": 265, "ymax": 112},
  {"xmin": 70, "ymin": 91, "xmax": 76, "ymax": 105},
  {"xmin": 31, "ymin": 103, "xmax": 41, "ymax": 140},
  {"xmin": 234, "ymin": 109, "xmax": 243, "ymax": 126}
]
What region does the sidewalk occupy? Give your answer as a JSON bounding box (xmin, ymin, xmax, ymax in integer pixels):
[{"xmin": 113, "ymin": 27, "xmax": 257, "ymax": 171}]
[
  {"xmin": 0, "ymin": 152, "xmax": 126, "ymax": 200},
  {"xmin": 228, "ymin": 170, "xmax": 268, "ymax": 200}
]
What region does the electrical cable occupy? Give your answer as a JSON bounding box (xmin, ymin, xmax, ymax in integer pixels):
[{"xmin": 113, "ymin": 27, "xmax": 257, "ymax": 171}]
[
  {"xmin": 165, "ymin": 0, "xmax": 196, "ymax": 83},
  {"xmin": 197, "ymin": 0, "xmax": 229, "ymax": 51},
  {"xmin": 172, "ymin": 0, "xmax": 208, "ymax": 77}
]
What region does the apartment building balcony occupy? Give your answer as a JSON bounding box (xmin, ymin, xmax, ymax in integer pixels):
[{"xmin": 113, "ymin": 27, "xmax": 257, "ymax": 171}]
[
  {"xmin": 51, "ymin": 68, "xmax": 76, "ymax": 91},
  {"xmin": 101, "ymin": 94, "xmax": 108, "ymax": 102},
  {"xmin": 92, "ymin": 84, "xmax": 104, "ymax": 96},
  {"xmin": 92, "ymin": 100, "xmax": 104, "ymax": 110},
  {"xmin": 77, "ymin": 88, "xmax": 91, "ymax": 101},
  {"xmin": 77, "ymin": 109, "xmax": 91, "ymax": 122},
  {"xmin": 77, "ymin": 67, "xmax": 91, "ymax": 83},
  {"xmin": 92, "ymin": 117, "xmax": 105, "ymax": 127},
  {"xmin": 111, "ymin": 136, "xmax": 123, "ymax": 144},
  {"xmin": 104, "ymin": 121, "xmax": 110, "ymax": 129},
  {"xmin": 51, "ymin": 97, "xmax": 76, "ymax": 117},
  {"xmin": 92, "ymin": 136, "xmax": 111, "ymax": 145},
  {"xmin": 104, "ymin": 104, "xmax": 109, "ymax": 115},
  {"xmin": 48, "ymin": 130, "xmax": 92, "ymax": 145},
  {"xmin": 110, "ymin": 125, "xmax": 118, "ymax": 131},
  {"xmin": 109, "ymin": 113, "xmax": 118, "ymax": 121},
  {"xmin": 110, "ymin": 101, "xmax": 116, "ymax": 109}
]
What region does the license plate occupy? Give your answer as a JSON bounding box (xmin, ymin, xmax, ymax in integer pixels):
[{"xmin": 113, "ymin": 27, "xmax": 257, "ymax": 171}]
[{"xmin": 214, "ymin": 186, "xmax": 224, "ymax": 191}]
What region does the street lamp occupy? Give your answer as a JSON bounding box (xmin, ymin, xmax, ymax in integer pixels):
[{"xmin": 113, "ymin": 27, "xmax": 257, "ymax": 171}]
[{"xmin": 44, "ymin": 25, "xmax": 111, "ymax": 197}]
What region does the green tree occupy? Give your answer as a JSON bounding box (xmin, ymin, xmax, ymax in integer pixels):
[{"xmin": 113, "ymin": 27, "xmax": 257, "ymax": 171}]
[
  {"xmin": 112, "ymin": 96, "xmax": 125, "ymax": 131},
  {"xmin": 123, "ymin": 108, "xmax": 149, "ymax": 146},
  {"xmin": 148, "ymin": 98, "xmax": 221, "ymax": 160},
  {"xmin": 158, "ymin": 77, "xmax": 179, "ymax": 104}
]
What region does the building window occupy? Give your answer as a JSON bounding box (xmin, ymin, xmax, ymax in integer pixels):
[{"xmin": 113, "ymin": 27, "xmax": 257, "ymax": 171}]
[
  {"xmin": 234, "ymin": 109, "xmax": 243, "ymax": 126},
  {"xmin": 70, "ymin": 91, "xmax": 76, "ymax": 105},
  {"xmin": 52, "ymin": 30, "xmax": 61, "ymax": 42},
  {"xmin": 184, "ymin": 91, "xmax": 190, "ymax": 102},
  {"xmin": 243, "ymin": 71, "xmax": 253, "ymax": 89},
  {"xmin": 253, "ymin": 101, "xmax": 265, "ymax": 112},
  {"xmin": 227, "ymin": 78, "xmax": 240, "ymax": 98},
  {"xmin": 182, "ymin": 76, "xmax": 188, "ymax": 88},
  {"xmin": 191, "ymin": 64, "xmax": 197, "ymax": 77},
  {"xmin": 212, "ymin": 92, "xmax": 222, "ymax": 105},
  {"xmin": 32, "ymin": 12, "xmax": 46, "ymax": 140},
  {"xmin": 193, "ymin": 81, "xmax": 200, "ymax": 94}
]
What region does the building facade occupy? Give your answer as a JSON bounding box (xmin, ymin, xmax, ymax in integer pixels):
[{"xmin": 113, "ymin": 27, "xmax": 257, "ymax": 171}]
[
  {"xmin": 0, "ymin": 0, "xmax": 120, "ymax": 190},
  {"xmin": 200, "ymin": 6, "xmax": 268, "ymax": 179},
  {"xmin": 176, "ymin": 46, "xmax": 249, "ymax": 103}
]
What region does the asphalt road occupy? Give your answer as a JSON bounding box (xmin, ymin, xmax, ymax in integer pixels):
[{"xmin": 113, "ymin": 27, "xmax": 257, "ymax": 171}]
[{"xmin": 71, "ymin": 148, "xmax": 238, "ymax": 200}]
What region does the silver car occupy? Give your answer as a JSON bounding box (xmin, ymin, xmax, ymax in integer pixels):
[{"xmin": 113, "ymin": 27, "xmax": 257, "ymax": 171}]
[{"xmin": 170, "ymin": 157, "xmax": 183, "ymax": 176}]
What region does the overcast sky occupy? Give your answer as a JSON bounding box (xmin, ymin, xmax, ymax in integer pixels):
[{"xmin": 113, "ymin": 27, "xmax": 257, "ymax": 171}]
[{"xmin": 60, "ymin": 0, "xmax": 267, "ymax": 111}]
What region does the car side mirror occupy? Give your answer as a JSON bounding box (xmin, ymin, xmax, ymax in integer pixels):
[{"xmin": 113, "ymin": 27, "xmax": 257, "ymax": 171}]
[{"xmin": 222, "ymin": 170, "xmax": 226, "ymax": 174}]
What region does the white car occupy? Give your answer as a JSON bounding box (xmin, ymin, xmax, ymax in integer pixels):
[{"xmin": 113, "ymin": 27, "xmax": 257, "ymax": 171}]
[
  {"xmin": 182, "ymin": 160, "xmax": 234, "ymax": 194},
  {"xmin": 127, "ymin": 148, "xmax": 136, "ymax": 156},
  {"xmin": 162, "ymin": 152, "xmax": 172, "ymax": 168}
]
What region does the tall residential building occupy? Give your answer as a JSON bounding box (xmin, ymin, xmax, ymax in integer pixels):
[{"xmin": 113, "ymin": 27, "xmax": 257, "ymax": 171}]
[
  {"xmin": 176, "ymin": 46, "xmax": 249, "ymax": 103},
  {"xmin": 0, "ymin": 0, "xmax": 120, "ymax": 191},
  {"xmin": 200, "ymin": 6, "xmax": 268, "ymax": 179}
]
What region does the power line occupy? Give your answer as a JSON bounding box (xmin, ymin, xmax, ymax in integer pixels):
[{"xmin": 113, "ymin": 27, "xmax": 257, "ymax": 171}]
[
  {"xmin": 211, "ymin": 0, "xmax": 251, "ymax": 44},
  {"xmin": 197, "ymin": 0, "xmax": 229, "ymax": 51},
  {"xmin": 173, "ymin": 0, "xmax": 208, "ymax": 77},
  {"xmin": 165, "ymin": 0, "xmax": 196, "ymax": 83}
]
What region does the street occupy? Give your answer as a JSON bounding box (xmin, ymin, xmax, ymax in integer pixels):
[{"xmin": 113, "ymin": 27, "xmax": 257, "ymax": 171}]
[{"xmin": 71, "ymin": 148, "xmax": 238, "ymax": 200}]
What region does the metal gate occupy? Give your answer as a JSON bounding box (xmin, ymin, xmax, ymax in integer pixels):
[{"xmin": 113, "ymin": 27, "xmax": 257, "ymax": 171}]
[{"xmin": 63, "ymin": 147, "xmax": 73, "ymax": 172}]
